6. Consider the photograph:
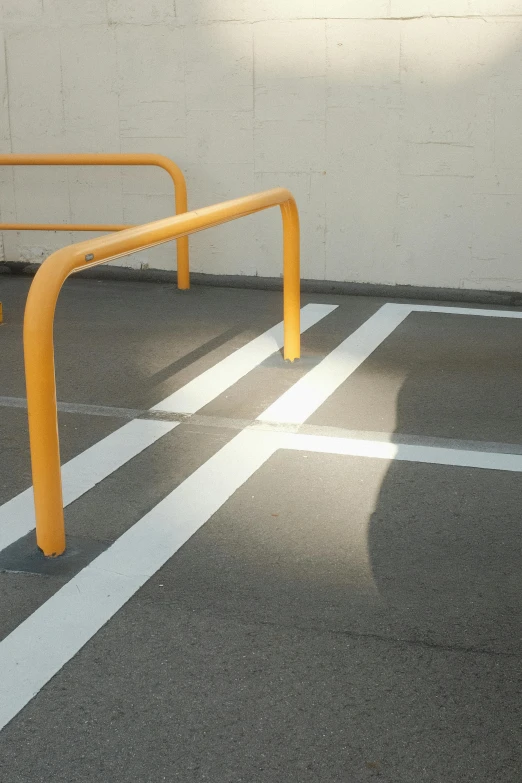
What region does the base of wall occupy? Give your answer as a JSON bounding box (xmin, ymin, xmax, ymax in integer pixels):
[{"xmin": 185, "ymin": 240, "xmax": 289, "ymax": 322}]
[{"xmin": 4, "ymin": 261, "xmax": 522, "ymax": 308}]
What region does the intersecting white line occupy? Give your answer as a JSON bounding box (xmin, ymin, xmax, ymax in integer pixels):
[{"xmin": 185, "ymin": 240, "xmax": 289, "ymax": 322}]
[
  {"xmin": 409, "ymin": 304, "xmax": 522, "ymax": 318},
  {"xmin": 284, "ymin": 432, "xmax": 522, "ymax": 472}
]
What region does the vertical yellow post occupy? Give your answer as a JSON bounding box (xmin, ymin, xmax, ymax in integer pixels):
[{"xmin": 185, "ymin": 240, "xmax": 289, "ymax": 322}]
[
  {"xmin": 159, "ymin": 156, "xmax": 190, "ymax": 290},
  {"xmin": 23, "ymin": 259, "xmax": 67, "ymax": 556},
  {"xmin": 281, "ymin": 197, "xmax": 300, "ymax": 361},
  {"xmin": 176, "ymin": 235, "xmax": 190, "ymax": 290}
]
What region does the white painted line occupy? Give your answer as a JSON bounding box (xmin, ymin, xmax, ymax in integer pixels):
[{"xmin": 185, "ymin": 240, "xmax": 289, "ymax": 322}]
[
  {"xmin": 0, "ymin": 420, "xmax": 178, "ymax": 552},
  {"xmin": 151, "ymin": 303, "xmax": 338, "ymax": 414},
  {"xmin": 408, "ymin": 304, "xmax": 522, "ymax": 319},
  {"xmin": 283, "ymin": 433, "xmax": 522, "ymax": 472},
  {"xmin": 0, "ymin": 429, "xmax": 280, "ymax": 731},
  {"xmin": 0, "ymin": 303, "xmax": 338, "ymax": 553},
  {"xmin": 258, "ymin": 304, "xmax": 411, "ymax": 425}
]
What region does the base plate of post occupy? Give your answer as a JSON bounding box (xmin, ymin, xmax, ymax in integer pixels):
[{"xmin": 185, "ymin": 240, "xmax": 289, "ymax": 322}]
[{"xmin": 0, "ymin": 533, "xmax": 108, "ymax": 577}]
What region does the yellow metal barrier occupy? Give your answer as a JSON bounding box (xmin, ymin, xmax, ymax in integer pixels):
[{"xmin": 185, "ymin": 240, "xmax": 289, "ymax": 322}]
[
  {"xmin": 0, "ymin": 153, "xmax": 190, "ymax": 289},
  {"xmin": 24, "ymin": 187, "xmax": 300, "ymax": 557}
]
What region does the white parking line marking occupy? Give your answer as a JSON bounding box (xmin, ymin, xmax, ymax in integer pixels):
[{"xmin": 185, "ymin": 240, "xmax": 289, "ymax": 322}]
[
  {"xmin": 284, "ymin": 433, "xmax": 522, "ymax": 472},
  {"xmin": 258, "ymin": 304, "xmax": 411, "ymax": 425},
  {"xmin": 151, "ymin": 303, "xmax": 337, "ymax": 414},
  {"xmin": 0, "ymin": 429, "xmax": 279, "ymax": 731},
  {"xmin": 0, "ymin": 419, "xmax": 178, "ymax": 552},
  {"xmin": 409, "ymin": 304, "xmax": 522, "ymax": 318}
]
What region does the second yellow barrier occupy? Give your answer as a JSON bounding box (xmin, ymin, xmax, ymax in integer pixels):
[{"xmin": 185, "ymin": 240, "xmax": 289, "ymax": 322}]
[{"xmin": 0, "ymin": 153, "xmax": 190, "ymax": 289}]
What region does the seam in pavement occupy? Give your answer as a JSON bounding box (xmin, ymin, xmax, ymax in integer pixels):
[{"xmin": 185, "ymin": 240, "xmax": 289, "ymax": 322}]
[
  {"xmin": 4, "ymin": 394, "xmax": 522, "ymax": 456},
  {"xmin": 0, "ymin": 396, "xmax": 143, "ymax": 420}
]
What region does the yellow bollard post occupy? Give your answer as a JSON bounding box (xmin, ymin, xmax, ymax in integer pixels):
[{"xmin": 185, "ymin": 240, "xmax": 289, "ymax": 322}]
[
  {"xmin": 24, "ymin": 258, "xmax": 70, "ymax": 556},
  {"xmin": 281, "ymin": 197, "xmax": 300, "ymax": 361},
  {"xmin": 151, "ymin": 154, "xmax": 190, "ymax": 289}
]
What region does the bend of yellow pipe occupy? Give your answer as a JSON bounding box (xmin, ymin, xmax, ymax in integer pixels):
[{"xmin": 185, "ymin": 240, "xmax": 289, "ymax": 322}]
[
  {"xmin": 0, "ymin": 153, "xmax": 190, "ymax": 288},
  {"xmin": 24, "ymin": 188, "xmax": 300, "ymax": 557}
]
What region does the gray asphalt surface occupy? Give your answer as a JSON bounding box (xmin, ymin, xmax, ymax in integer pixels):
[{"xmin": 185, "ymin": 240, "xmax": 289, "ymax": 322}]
[{"xmin": 0, "ymin": 274, "xmax": 520, "ymax": 782}]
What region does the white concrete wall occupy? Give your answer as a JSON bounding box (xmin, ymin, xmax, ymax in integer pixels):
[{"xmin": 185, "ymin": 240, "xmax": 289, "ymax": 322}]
[{"xmin": 2, "ymin": 1, "xmax": 522, "ymax": 290}]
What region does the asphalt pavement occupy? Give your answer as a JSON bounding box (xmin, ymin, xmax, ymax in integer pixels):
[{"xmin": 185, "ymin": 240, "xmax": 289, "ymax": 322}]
[{"xmin": 0, "ymin": 274, "xmax": 520, "ymax": 782}]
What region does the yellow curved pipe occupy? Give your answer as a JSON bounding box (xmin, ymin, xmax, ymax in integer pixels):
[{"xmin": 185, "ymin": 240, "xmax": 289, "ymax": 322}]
[
  {"xmin": 23, "ymin": 187, "xmax": 300, "ymax": 556},
  {"xmin": 0, "ymin": 153, "xmax": 190, "ymax": 289}
]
